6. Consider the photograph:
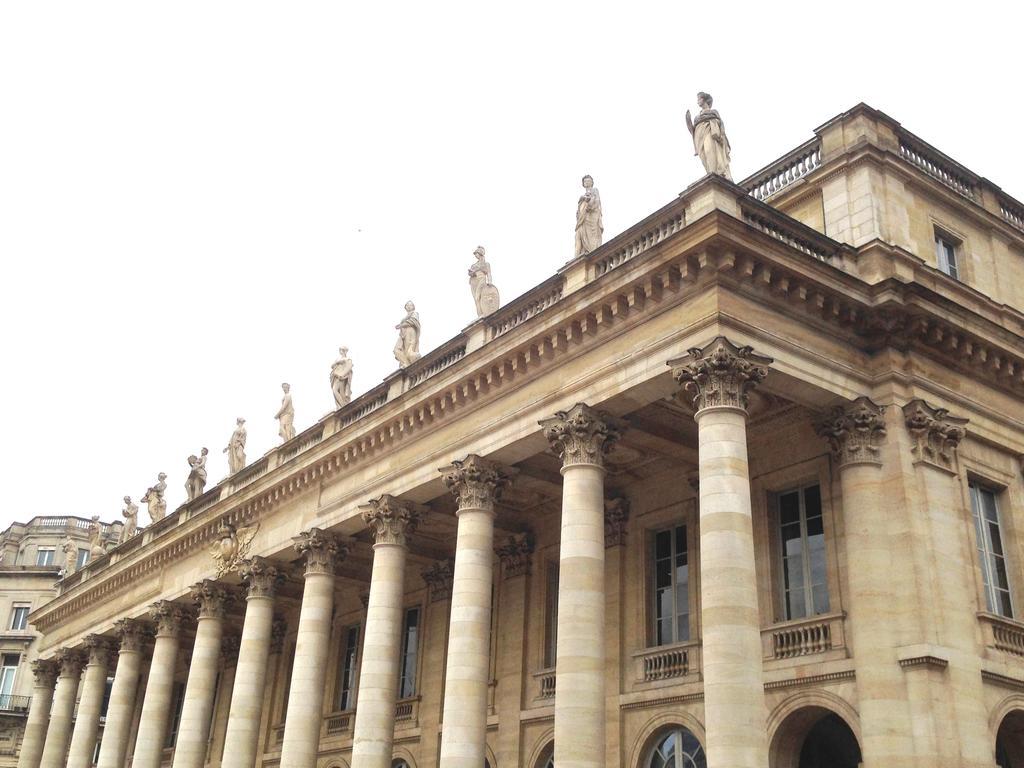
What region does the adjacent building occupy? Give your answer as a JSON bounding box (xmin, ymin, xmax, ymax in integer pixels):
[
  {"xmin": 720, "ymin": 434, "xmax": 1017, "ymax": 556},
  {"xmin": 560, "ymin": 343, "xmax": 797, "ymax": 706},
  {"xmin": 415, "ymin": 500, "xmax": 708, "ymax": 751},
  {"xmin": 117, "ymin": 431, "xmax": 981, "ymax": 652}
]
[{"xmin": 17, "ymin": 104, "xmax": 1024, "ymax": 768}]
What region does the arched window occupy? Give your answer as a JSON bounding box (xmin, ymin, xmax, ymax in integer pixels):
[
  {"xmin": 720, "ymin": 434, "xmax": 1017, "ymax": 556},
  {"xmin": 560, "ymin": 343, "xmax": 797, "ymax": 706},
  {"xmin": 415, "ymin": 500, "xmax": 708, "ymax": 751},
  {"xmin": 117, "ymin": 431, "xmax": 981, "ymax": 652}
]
[
  {"xmin": 392, "ymin": 761, "xmax": 410, "ymax": 768},
  {"xmin": 647, "ymin": 727, "xmax": 706, "ymax": 768}
]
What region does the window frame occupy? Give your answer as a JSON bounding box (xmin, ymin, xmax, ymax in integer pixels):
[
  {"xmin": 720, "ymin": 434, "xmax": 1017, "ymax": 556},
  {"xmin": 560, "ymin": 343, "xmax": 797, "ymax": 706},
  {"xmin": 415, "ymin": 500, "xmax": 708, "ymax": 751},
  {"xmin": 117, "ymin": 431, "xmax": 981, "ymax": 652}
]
[
  {"xmin": 646, "ymin": 726, "xmax": 707, "ymax": 768},
  {"xmin": 650, "ymin": 523, "xmax": 692, "ymax": 646},
  {"xmin": 9, "ymin": 604, "xmax": 30, "ymax": 631},
  {"xmin": 335, "ymin": 623, "xmax": 361, "ymax": 712},
  {"xmin": 35, "ymin": 547, "xmax": 56, "ymax": 567},
  {"xmin": 969, "ymin": 480, "xmax": 1014, "ymax": 618},
  {"xmin": 0, "ymin": 654, "xmax": 19, "ymax": 698},
  {"xmin": 76, "ymin": 548, "xmax": 90, "ymax": 569},
  {"xmin": 773, "ymin": 483, "xmax": 830, "ymax": 621},
  {"xmin": 543, "ymin": 560, "xmax": 559, "ymax": 669},
  {"xmin": 397, "ymin": 604, "xmax": 422, "ymax": 700}
]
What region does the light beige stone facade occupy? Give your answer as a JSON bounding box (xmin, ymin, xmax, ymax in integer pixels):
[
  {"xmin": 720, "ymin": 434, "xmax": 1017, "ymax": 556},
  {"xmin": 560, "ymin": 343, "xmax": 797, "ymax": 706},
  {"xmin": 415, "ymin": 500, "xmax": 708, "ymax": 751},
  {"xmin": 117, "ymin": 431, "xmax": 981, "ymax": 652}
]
[{"xmin": 16, "ymin": 103, "xmax": 1024, "ymax": 768}]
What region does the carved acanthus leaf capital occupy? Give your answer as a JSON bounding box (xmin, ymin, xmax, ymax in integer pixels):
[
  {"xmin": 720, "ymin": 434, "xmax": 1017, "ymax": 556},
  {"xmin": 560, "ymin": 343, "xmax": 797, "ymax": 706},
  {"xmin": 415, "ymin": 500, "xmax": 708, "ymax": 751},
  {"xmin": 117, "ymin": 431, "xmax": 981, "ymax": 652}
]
[
  {"xmin": 816, "ymin": 397, "xmax": 887, "ymax": 467},
  {"xmin": 540, "ymin": 403, "xmax": 624, "ymax": 469},
  {"xmin": 903, "ymin": 399, "xmax": 968, "ymax": 472},
  {"xmin": 496, "ymin": 531, "xmax": 535, "ymax": 578},
  {"xmin": 669, "ymin": 336, "xmax": 772, "ymax": 414},
  {"xmin": 239, "ymin": 556, "xmax": 282, "ymax": 599},
  {"xmin": 31, "ymin": 659, "xmax": 59, "ymax": 688},
  {"xmin": 190, "ymin": 580, "xmax": 231, "ymax": 619},
  {"xmin": 54, "ymin": 647, "xmax": 86, "ymax": 678},
  {"xmin": 114, "ymin": 618, "xmax": 146, "ymax": 652},
  {"xmin": 148, "ymin": 600, "xmax": 187, "ymax": 637},
  {"xmin": 362, "ymin": 496, "xmax": 421, "ymax": 547},
  {"xmin": 441, "ymin": 455, "xmax": 511, "ymax": 514},
  {"xmin": 270, "ymin": 616, "xmax": 287, "ymax": 654},
  {"xmin": 83, "ymin": 635, "xmax": 114, "ymax": 667},
  {"xmin": 220, "ymin": 635, "xmax": 241, "ymax": 664},
  {"xmin": 293, "ymin": 528, "xmax": 349, "ymax": 576},
  {"xmin": 604, "ymin": 497, "xmax": 630, "ymax": 548},
  {"xmin": 421, "ymin": 559, "xmax": 454, "ymax": 603}
]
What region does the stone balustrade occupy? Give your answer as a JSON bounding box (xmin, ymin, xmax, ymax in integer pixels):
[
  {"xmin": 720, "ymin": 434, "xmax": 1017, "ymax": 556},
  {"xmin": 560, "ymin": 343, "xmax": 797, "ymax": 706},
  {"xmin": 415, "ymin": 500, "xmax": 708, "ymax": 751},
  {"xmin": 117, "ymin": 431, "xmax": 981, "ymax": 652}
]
[
  {"xmin": 592, "ymin": 202, "xmax": 686, "ymax": 277},
  {"xmin": 632, "ymin": 641, "xmax": 699, "ymax": 683},
  {"xmin": 762, "ymin": 613, "xmax": 846, "ymax": 660},
  {"xmin": 534, "ymin": 669, "xmax": 556, "ymax": 700},
  {"xmin": 979, "ymin": 612, "xmax": 1024, "ymax": 657},
  {"xmin": 742, "ymin": 139, "xmax": 822, "ymax": 201},
  {"xmin": 741, "ymin": 202, "xmax": 838, "ymax": 263},
  {"xmin": 898, "ymin": 135, "xmax": 978, "ymax": 201},
  {"xmin": 487, "ymin": 276, "xmax": 564, "ymax": 340},
  {"xmin": 1001, "ymin": 196, "xmax": 1024, "ymax": 232},
  {"xmin": 322, "ymin": 711, "xmax": 353, "ymax": 737}
]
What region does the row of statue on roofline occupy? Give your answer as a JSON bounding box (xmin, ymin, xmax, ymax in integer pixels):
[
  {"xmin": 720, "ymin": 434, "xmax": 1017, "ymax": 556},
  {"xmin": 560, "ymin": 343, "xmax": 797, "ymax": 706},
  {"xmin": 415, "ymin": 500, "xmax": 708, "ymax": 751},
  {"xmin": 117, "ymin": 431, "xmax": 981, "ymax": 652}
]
[{"xmin": 94, "ymin": 94, "xmax": 732, "ymax": 555}]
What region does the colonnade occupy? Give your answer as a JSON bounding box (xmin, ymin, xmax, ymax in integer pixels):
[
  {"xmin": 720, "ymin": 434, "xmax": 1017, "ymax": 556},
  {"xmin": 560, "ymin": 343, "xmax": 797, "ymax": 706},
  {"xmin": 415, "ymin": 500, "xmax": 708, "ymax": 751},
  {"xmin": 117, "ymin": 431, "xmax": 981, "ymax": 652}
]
[{"xmin": 21, "ymin": 336, "xmax": 881, "ymax": 768}]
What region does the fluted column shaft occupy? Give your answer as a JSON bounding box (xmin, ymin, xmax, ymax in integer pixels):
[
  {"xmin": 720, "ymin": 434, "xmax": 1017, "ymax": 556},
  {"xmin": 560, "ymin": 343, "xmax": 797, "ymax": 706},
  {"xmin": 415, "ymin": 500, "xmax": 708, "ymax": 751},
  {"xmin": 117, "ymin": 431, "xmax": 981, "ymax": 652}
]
[
  {"xmin": 39, "ymin": 650, "xmax": 85, "ymax": 768},
  {"xmin": 439, "ymin": 456, "xmax": 509, "ymax": 768},
  {"xmin": 280, "ymin": 529, "xmax": 349, "ymax": 768},
  {"xmin": 132, "ymin": 602, "xmax": 185, "ymax": 768},
  {"xmin": 171, "ymin": 582, "xmax": 229, "ymax": 768},
  {"xmin": 672, "ymin": 337, "xmax": 771, "ymax": 768},
  {"xmin": 97, "ymin": 620, "xmax": 145, "ymax": 768},
  {"xmin": 16, "ymin": 661, "xmax": 57, "ymax": 768},
  {"xmin": 352, "ymin": 497, "xmax": 420, "ymax": 768},
  {"xmin": 222, "ymin": 558, "xmax": 279, "ymax": 768},
  {"xmin": 541, "ymin": 403, "xmax": 623, "ymax": 768},
  {"xmin": 67, "ymin": 638, "xmax": 114, "ymax": 768}
]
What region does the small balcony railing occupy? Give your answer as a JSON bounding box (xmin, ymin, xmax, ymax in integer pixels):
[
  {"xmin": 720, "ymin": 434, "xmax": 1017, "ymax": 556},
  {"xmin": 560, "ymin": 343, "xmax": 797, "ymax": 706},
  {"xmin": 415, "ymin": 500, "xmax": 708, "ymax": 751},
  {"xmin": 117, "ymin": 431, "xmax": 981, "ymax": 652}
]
[
  {"xmin": 322, "ymin": 710, "xmax": 353, "ymax": 737},
  {"xmin": 979, "ymin": 612, "xmax": 1024, "ymax": 657},
  {"xmin": 0, "ymin": 694, "xmax": 31, "ymax": 714},
  {"xmin": 762, "ymin": 612, "xmax": 846, "ymax": 660},
  {"xmin": 632, "ymin": 641, "xmax": 701, "ymax": 683},
  {"xmin": 533, "ymin": 668, "xmax": 556, "ymax": 700}
]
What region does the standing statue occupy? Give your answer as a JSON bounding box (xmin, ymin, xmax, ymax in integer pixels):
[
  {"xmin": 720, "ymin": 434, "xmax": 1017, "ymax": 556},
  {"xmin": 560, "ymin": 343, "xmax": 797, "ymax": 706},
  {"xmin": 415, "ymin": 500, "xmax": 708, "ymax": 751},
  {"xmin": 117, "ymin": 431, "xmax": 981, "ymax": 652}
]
[
  {"xmin": 120, "ymin": 496, "xmax": 138, "ymax": 543},
  {"xmin": 276, "ymin": 383, "xmax": 295, "ymax": 442},
  {"xmin": 185, "ymin": 447, "xmax": 209, "ymax": 501},
  {"xmin": 141, "ymin": 472, "xmax": 168, "ymax": 523},
  {"xmin": 61, "ymin": 538, "xmax": 77, "ymax": 575},
  {"xmin": 574, "ymin": 175, "xmax": 604, "ymax": 257},
  {"xmin": 685, "ymin": 92, "xmax": 732, "ymax": 180},
  {"xmin": 330, "ymin": 348, "xmax": 354, "ymax": 409},
  {"xmin": 468, "ymin": 247, "xmax": 500, "ymax": 317},
  {"xmin": 393, "ymin": 301, "xmax": 422, "ymax": 367},
  {"xmin": 88, "ymin": 516, "xmax": 105, "ymax": 559},
  {"xmin": 224, "ymin": 418, "xmax": 247, "ymax": 474}
]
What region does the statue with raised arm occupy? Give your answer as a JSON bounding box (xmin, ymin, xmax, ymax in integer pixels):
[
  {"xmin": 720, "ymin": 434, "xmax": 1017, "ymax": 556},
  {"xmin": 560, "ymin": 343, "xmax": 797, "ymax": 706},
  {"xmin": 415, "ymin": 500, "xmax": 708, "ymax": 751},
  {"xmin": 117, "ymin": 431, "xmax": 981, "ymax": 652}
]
[
  {"xmin": 574, "ymin": 175, "xmax": 604, "ymax": 257},
  {"xmin": 224, "ymin": 418, "xmax": 247, "ymax": 474},
  {"xmin": 185, "ymin": 447, "xmax": 209, "ymax": 501},
  {"xmin": 276, "ymin": 383, "xmax": 295, "ymax": 442},
  {"xmin": 393, "ymin": 301, "xmax": 422, "ymax": 367},
  {"xmin": 62, "ymin": 538, "xmax": 77, "ymax": 575},
  {"xmin": 120, "ymin": 496, "xmax": 138, "ymax": 543},
  {"xmin": 141, "ymin": 472, "xmax": 168, "ymax": 523},
  {"xmin": 330, "ymin": 348, "xmax": 354, "ymax": 408},
  {"xmin": 685, "ymin": 92, "xmax": 732, "ymax": 180},
  {"xmin": 468, "ymin": 246, "xmax": 500, "ymax": 317},
  {"xmin": 88, "ymin": 516, "xmax": 105, "ymax": 558}
]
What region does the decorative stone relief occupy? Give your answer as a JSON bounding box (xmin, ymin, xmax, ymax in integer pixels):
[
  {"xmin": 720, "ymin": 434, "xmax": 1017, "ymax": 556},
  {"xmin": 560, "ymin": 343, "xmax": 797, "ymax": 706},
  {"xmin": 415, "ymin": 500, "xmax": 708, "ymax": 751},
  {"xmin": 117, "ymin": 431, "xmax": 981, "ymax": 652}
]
[
  {"xmin": 540, "ymin": 402, "xmax": 624, "ymax": 468},
  {"xmin": 54, "ymin": 648, "xmax": 85, "ymax": 678},
  {"xmin": 604, "ymin": 497, "xmax": 630, "ymax": 548},
  {"xmin": 496, "ymin": 531, "xmax": 535, "ymax": 578},
  {"xmin": 669, "ymin": 336, "xmax": 772, "ymax": 413},
  {"xmin": 293, "ymin": 528, "xmax": 349, "ymax": 576},
  {"xmin": 83, "ymin": 635, "xmax": 114, "ymax": 666},
  {"xmin": 113, "ymin": 618, "xmax": 145, "ymax": 652},
  {"xmin": 815, "ymin": 397, "xmax": 887, "ymax": 467},
  {"xmin": 239, "ymin": 556, "xmax": 281, "ymax": 599},
  {"xmin": 270, "ymin": 616, "xmax": 287, "ymax": 654},
  {"xmin": 210, "ymin": 520, "xmax": 260, "ymax": 577},
  {"xmin": 422, "ymin": 560, "xmax": 455, "ymax": 603},
  {"xmin": 903, "ymin": 399, "xmax": 968, "ymax": 472},
  {"xmin": 190, "ymin": 580, "xmax": 231, "ymax": 619},
  {"xmin": 31, "ymin": 659, "xmax": 59, "ymax": 688},
  {"xmin": 441, "ymin": 454, "xmax": 511, "ymax": 514},
  {"xmin": 148, "ymin": 600, "xmax": 187, "ymax": 638},
  {"xmin": 363, "ymin": 495, "xmax": 421, "ymax": 547}
]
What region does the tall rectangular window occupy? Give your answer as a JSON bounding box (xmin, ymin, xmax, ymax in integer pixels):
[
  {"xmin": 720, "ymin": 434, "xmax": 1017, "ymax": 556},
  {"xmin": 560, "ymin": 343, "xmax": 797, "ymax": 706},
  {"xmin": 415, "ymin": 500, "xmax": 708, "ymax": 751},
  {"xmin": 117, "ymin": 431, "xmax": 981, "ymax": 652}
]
[
  {"xmin": 544, "ymin": 563, "xmax": 559, "ymax": 668},
  {"xmin": 935, "ymin": 232, "xmax": 960, "ymax": 280},
  {"xmin": 35, "ymin": 548, "xmax": 55, "ymax": 566},
  {"xmin": 336, "ymin": 625, "xmax": 360, "ymax": 711},
  {"xmin": 970, "ymin": 483, "xmax": 1013, "ymax": 617},
  {"xmin": 778, "ymin": 485, "xmax": 829, "ymax": 620},
  {"xmin": 76, "ymin": 549, "xmax": 90, "ymax": 569},
  {"xmin": 100, "ymin": 675, "xmax": 114, "ymax": 720},
  {"xmin": 0, "ymin": 654, "xmax": 19, "ymax": 701},
  {"xmin": 9, "ymin": 605, "xmax": 30, "ymax": 631},
  {"xmin": 398, "ymin": 608, "xmax": 420, "ymax": 699},
  {"xmin": 652, "ymin": 525, "xmax": 690, "ymax": 645},
  {"xmin": 165, "ymin": 681, "xmax": 186, "ymax": 748}
]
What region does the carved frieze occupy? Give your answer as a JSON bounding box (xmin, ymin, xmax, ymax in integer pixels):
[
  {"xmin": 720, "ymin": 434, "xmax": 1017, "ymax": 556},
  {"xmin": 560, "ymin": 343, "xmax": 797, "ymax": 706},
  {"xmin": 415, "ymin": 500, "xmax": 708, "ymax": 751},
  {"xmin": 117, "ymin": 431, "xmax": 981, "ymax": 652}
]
[
  {"xmin": 540, "ymin": 403, "xmax": 624, "ymax": 468},
  {"xmin": 669, "ymin": 336, "xmax": 772, "ymax": 414},
  {"xmin": 293, "ymin": 528, "xmax": 349, "ymax": 577},
  {"xmin": 903, "ymin": 399, "xmax": 968, "ymax": 472},
  {"xmin": 604, "ymin": 497, "xmax": 630, "ymax": 548},
  {"xmin": 239, "ymin": 556, "xmax": 282, "ymax": 599},
  {"xmin": 496, "ymin": 531, "xmax": 535, "ymax": 578},
  {"xmin": 816, "ymin": 397, "xmax": 887, "ymax": 467},
  {"xmin": 421, "ymin": 560, "xmax": 455, "ymax": 603},
  {"xmin": 363, "ymin": 496, "xmax": 421, "ymax": 547},
  {"xmin": 441, "ymin": 454, "xmax": 511, "ymax": 514}
]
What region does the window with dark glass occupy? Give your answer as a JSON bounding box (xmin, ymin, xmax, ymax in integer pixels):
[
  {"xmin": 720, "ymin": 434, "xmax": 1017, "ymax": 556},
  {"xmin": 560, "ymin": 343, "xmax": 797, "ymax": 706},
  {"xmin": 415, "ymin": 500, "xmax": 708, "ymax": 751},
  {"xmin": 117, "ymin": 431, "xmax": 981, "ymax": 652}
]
[
  {"xmin": 9, "ymin": 605, "xmax": 30, "ymax": 631},
  {"xmin": 398, "ymin": 607, "xmax": 420, "ymax": 699},
  {"xmin": 652, "ymin": 525, "xmax": 690, "ymax": 645},
  {"xmin": 336, "ymin": 625, "xmax": 360, "ymax": 710},
  {"xmin": 778, "ymin": 484, "xmax": 829, "ymax": 620},
  {"xmin": 100, "ymin": 675, "xmax": 114, "ymax": 720},
  {"xmin": 935, "ymin": 231, "xmax": 960, "ymax": 280},
  {"xmin": 544, "ymin": 562, "xmax": 559, "ymax": 668},
  {"xmin": 76, "ymin": 548, "xmax": 90, "ymax": 569},
  {"xmin": 970, "ymin": 482, "xmax": 1013, "ymax": 617},
  {"xmin": 164, "ymin": 681, "xmax": 186, "ymax": 748}
]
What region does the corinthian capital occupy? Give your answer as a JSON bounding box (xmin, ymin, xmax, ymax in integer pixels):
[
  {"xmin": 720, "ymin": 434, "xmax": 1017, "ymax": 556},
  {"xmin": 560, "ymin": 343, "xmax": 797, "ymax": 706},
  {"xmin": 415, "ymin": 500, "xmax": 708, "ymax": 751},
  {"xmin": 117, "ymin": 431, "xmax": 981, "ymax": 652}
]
[
  {"xmin": 421, "ymin": 559, "xmax": 454, "ymax": 603},
  {"xmin": 114, "ymin": 618, "xmax": 146, "ymax": 652},
  {"xmin": 903, "ymin": 399, "xmax": 968, "ymax": 472},
  {"xmin": 495, "ymin": 531, "xmax": 534, "ymax": 578},
  {"xmin": 540, "ymin": 403, "xmax": 624, "ymax": 469},
  {"xmin": 83, "ymin": 635, "xmax": 114, "ymax": 666},
  {"xmin": 239, "ymin": 556, "xmax": 282, "ymax": 598},
  {"xmin": 31, "ymin": 659, "xmax": 59, "ymax": 688},
  {"xmin": 148, "ymin": 600, "xmax": 187, "ymax": 638},
  {"xmin": 441, "ymin": 455, "xmax": 511, "ymax": 514},
  {"xmin": 362, "ymin": 495, "xmax": 421, "ymax": 547},
  {"xmin": 669, "ymin": 336, "xmax": 772, "ymax": 414},
  {"xmin": 604, "ymin": 497, "xmax": 630, "ymax": 548},
  {"xmin": 816, "ymin": 397, "xmax": 887, "ymax": 467},
  {"xmin": 54, "ymin": 648, "xmax": 85, "ymax": 678},
  {"xmin": 293, "ymin": 528, "xmax": 349, "ymax": 577},
  {"xmin": 190, "ymin": 580, "xmax": 231, "ymax": 619}
]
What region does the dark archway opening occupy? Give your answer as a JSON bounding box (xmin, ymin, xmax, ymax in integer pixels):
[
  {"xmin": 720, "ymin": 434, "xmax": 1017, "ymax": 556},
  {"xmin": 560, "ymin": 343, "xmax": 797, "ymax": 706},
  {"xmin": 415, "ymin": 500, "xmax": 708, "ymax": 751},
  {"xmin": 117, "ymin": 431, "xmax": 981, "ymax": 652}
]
[
  {"xmin": 997, "ymin": 710, "xmax": 1024, "ymax": 768},
  {"xmin": 797, "ymin": 713, "xmax": 862, "ymax": 768}
]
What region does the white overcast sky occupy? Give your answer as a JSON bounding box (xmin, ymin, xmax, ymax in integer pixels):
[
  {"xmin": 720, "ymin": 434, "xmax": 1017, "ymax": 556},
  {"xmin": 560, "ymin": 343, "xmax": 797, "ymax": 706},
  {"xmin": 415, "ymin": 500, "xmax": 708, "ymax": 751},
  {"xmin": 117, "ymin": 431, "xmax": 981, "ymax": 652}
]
[{"xmin": 1, "ymin": 2, "xmax": 1021, "ymax": 532}]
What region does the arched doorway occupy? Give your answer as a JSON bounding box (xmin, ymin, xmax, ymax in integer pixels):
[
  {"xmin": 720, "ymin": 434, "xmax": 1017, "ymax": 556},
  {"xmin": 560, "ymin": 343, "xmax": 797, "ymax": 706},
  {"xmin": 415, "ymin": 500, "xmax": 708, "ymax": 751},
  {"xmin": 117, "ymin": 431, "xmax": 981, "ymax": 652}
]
[
  {"xmin": 997, "ymin": 709, "xmax": 1024, "ymax": 767},
  {"xmin": 770, "ymin": 706, "xmax": 861, "ymax": 768}
]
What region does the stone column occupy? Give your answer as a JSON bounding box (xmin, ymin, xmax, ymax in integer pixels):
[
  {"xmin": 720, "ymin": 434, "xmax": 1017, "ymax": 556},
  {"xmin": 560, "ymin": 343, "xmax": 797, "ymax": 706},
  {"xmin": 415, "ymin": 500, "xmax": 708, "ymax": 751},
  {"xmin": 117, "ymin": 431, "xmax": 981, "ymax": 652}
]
[
  {"xmin": 540, "ymin": 403, "xmax": 623, "ymax": 768},
  {"xmin": 39, "ymin": 648, "xmax": 86, "ymax": 768},
  {"xmin": 280, "ymin": 529, "xmax": 349, "ymax": 768},
  {"xmin": 817, "ymin": 397, "xmax": 914, "ymax": 768},
  {"xmin": 132, "ymin": 601, "xmax": 187, "ymax": 768},
  {"xmin": 222, "ymin": 557, "xmax": 280, "ymax": 768},
  {"xmin": 171, "ymin": 581, "xmax": 230, "ymax": 768},
  {"xmin": 419, "ymin": 560, "xmax": 454, "ymax": 768},
  {"xmin": 97, "ymin": 619, "xmax": 146, "ymax": 768},
  {"xmin": 603, "ymin": 498, "xmax": 629, "ymax": 768},
  {"xmin": 16, "ymin": 659, "xmax": 58, "ymax": 768},
  {"xmin": 66, "ymin": 636, "xmax": 114, "ymax": 768},
  {"xmin": 671, "ymin": 336, "xmax": 772, "ymax": 768},
  {"xmin": 494, "ymin": 533, "xmax": 534, "ymax": 768},
  {"xmin": 438, "ymin": 455, "xmax": 510, "ymax": 768},
  {"xmin": 351, "ymin": 496, "xmax": 421, "ymax": 768}
]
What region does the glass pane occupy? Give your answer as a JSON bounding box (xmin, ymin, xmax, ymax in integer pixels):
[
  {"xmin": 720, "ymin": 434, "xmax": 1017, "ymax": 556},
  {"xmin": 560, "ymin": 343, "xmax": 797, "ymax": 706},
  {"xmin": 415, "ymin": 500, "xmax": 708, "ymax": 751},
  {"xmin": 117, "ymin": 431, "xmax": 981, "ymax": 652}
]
[
  {"xmin": 999, "ymin": 589, "xmax": 1014, "ymax": 618},
  {"xmin": 993, "ymin": 555, "xmax": 1011, "ymax": 592},
  {"xmin": 803, "ymin": 485, "xmax": 822, "ymax": 516},
  {"xmin": 805, "ymin": 514, "xmax": 824, "ymax": 537},
  {"xmin": 676, "ymin": 613, "xmax": 690, "ymax": 643},
  {"xmin": 812, "ymin": 583, "xmax": 830, "ymax": 614},
  {"xmin": 655, "ymin": 559, "xmax": 672, "ymax": 590},
  {"xmin": 779, "ymin": 492, "xmax": 800, "ymax": 525},
  {"xmin": 655, "ymin": 530, "xmax": 671, "ymax": 560},
  {"xmin": 786, "ymin": 587, "xmax": 806, "ymax": 620}
]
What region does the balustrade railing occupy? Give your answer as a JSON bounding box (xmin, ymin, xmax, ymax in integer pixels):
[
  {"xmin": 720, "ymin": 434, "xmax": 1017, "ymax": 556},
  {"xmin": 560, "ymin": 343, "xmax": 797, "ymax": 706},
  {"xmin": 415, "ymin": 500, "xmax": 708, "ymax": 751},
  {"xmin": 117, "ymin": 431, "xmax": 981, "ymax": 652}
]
[
  {"xmin": 743, "ymin": 140, "xmax": 822, "ymax": 201},
  {"xmin": 762, "ymin": 613, "xmax": 846, "ymax": 660},
  {"xmin": 0, "ymin": 694, "xmax": 30, "ymax": 713},
  {"xmin": 632, "ymin": 642, "xmax": 699, "ymax": 682},
  {"xmin": 395, "ymin": 696, "xmax": 419, "ymax": 725},
  {"xmin": 323, "ymin": 710, "xmax": 353, "ymax": 736},
  {"xmin": 593, "ymin": 209, "xmax": 685, "ymax": 277},
  {"xmin": 407, "ymin": 343, "xmax": 467, "ymax": 387},
  {"xmin": 534, "ymin": 669, "xmax": 556, "ymax": 699},
  {"xmin": 1001, "ymin": 197, "xmax": 1024, "ymax": 233},
  {"xmin": 279, "ymin": 425, "xmax": 325, "ymax": 465},
  {"xmin": 741, "ymin": 204, "xmax": 838, "ymax": 263},
  {"xmin": 488, "ymin": 277, "xmax": 564, "ymax": 340},
  {"xmin": 898, "ymin": 136, "xmax": 977, "ymax": 201},
  {"xmin": 980, "ymin": 612, "xmax": 1024, "ymax": 657}
]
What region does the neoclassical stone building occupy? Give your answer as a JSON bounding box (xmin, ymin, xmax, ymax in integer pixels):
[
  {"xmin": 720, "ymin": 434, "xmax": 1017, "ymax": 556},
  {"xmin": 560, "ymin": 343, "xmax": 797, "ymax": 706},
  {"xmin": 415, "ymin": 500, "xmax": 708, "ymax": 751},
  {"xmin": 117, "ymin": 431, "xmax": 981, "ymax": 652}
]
[{"xmin": 20, "ymin": 104, "xmax": 1024, "ymax": 768}]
